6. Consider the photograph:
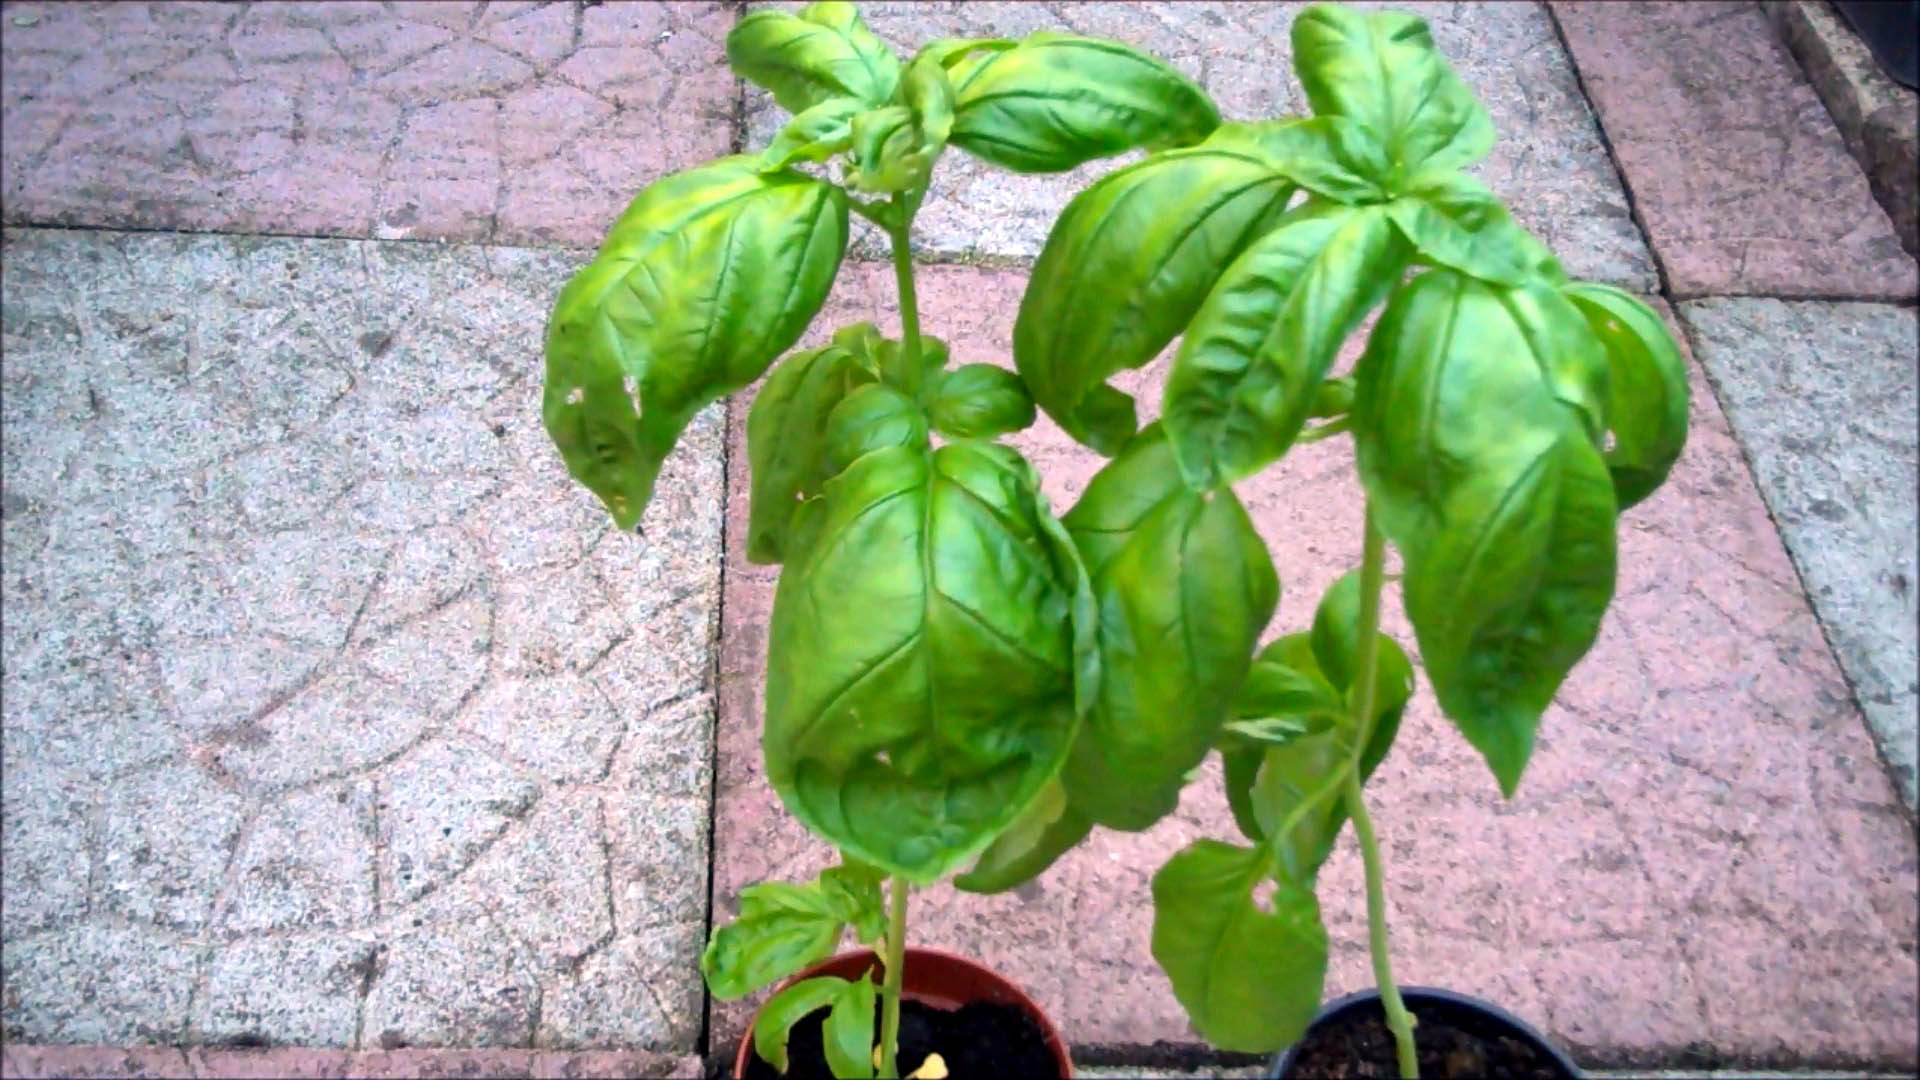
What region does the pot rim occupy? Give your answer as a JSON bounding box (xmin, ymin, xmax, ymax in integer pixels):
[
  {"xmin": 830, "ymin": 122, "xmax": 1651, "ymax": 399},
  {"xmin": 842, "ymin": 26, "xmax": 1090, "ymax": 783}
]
[
  {"xmin": 1268, "ymin": 985, "xmax": 1582, "ymax": 1080},
  {"xmin": 732, "ymin": 946, "xmax": 1073, "ymax": 1078}
]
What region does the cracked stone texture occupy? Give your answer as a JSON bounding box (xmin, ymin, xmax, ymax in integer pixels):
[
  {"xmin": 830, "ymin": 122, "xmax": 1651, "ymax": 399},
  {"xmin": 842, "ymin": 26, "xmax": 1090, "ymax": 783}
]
[
  {"xmin": 0, "ymin": 1046, "xmax": 705, "ymax": 1079},
  {"xmin": 0, "ymin": 228, "xmax": 721, "ymax": 1050},
  {"xmin": 0, "ymin": 1, "xmax": 736, "ymax": 246},
  {"xmin": 1677, "ymin": 299, "xmax": 1919, "ymax": 811},
  {"xmin": 1550, "ymin": 1, "xmax": 1918, "ymax": 301},
  {"xmin": 711, "ymin": 263, "xmax": 1919, "ymax": 1070},
  {"xmin": 744, "ymin": 1, "xmax": 1655, "ymax": 288}
]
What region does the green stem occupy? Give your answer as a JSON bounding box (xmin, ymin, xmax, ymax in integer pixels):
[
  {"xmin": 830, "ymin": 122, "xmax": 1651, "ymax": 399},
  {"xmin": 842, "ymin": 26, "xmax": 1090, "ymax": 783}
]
[
  {"xmin": 1345, "ymin": 507, "xmax": 1417, "ymax": 1079},
  {"xmin": 886, "ymin": 195, "xmax": 926, "ymax": 398},
  {"xmin": 1344, "ymin": 773, "xmax": 1418, "ymax": 1078},
  {"xmin": 877, "ymin": 877, "xmax": 909, "ymax": 1079}
]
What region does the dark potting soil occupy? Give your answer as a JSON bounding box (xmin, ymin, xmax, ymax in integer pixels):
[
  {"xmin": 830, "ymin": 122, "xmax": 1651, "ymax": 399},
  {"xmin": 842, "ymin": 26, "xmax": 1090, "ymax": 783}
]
[
  {"xmin": 1283, "ymin": 997, "xmax": 1573, "ymax": 1080},
  {"xmin": 742, "ymin": 997, "xmax": 1059, "ymax": 1080}
]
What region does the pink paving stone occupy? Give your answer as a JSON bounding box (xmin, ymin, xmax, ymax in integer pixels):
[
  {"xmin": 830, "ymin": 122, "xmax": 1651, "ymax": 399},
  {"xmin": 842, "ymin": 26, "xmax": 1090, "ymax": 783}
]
[
  {"xmin": 0, "ymin": 1, "xmax": 734, "ymax": 246},
  {"xmin": 1549, "ymin": 1, "xmax": 1917, "ymax": 301},
  {"xmin": 0, "ymin": 1046, "xmax": 702, "ymax": 1079},
  {"xmin": 709, "ymin": 262, "xmax": 1920, "ymax": 1069}
]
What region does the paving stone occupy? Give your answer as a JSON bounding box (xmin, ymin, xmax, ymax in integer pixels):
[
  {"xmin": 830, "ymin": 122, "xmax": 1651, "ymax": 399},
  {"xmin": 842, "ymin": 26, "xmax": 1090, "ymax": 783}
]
[
  {"xmin": 1678, "ymin": 299, "xmax": 1918, "ymax": 810},
  {"xmin": 0, "ymin": 764, "xmax": 94, "ymax": 940},
  {"xmin": 360, "ymin": 923, "xmax": 538, "ymax": 1051},
  {"xmin": 0, "ymin": 927, "xmax": 204, "ymax": 1044},
  {"xmin": 709, "ymin": 263, "xmax": 1918, "ymax": 1068},
  {"xmin": 0, "ymin": 228, "xmax": 723, "ymax": 1050},
  {"xmin": 194, "ymin": 936, "xmax": 370, "ymax": 1048},
  {"xmin": 742, "ymin": 1, "xmax": 1654, "ymax": 288},
  {"xmin": 0, "ymin": 1046, "xmax": 706, "ymax": 1079},
  {"xmin": 0, "ymin": 1, "xmax": 736, "ymax": 245},
  {"xmin": 215, "ymin": 782, "xmax": 378, "ymax": 936},
  {"xmin": 95, "ymin": 760, "xmax": 246, "ymax": 933},
  {"xmin": 1550, "ymin": 1, "xmax": 1916, "ymax": 300},
  {"xmin": 535, "ymin": 923, "xmax": 705, "ymax": 1051}
]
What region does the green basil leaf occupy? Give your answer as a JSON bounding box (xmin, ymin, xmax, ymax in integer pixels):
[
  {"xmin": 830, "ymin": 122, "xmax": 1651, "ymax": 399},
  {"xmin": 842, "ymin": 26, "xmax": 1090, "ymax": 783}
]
[
  {"xmin": 1387, "ymin": 172, "xmax": 1562, "ymax": 288},
  {"xmin": 819, "ymin": 859, "xmax": 887, "ymax": 946},
  {"xmin": 544, "ymin": 157, "xmax": 847, "ymax": 530},
  {"xmin": 1224, "ymin": 116, "xmax": 1389, "ymax": 204},
  {"xmin": 1061, "ymin": 427, "xmax": 1279, "ymax": 831},
  {"xmin": 1249, "ymin": 723, "xmax": 1349, "ymax": 882},
  {"xmin": 1407, "ymin": 431, "xmax": 1617, "ymax": 796},
  {"xmin": 823, "ymin": 973, "xmax": 878, "ymax": 1079},
  {"xmin": 765, "ymin": 442, "xmax": 1095, "ymax": 883},
  {"xmin": 1354, "ymin": 271, "xmax": 1619, "ymax": 795},
  {"xmin": 746, "ymin": 345, "xmax": 868, "ymax": 565},
  {"xmin": 1308, "ymin": 571, "xmax": 1417, "ymax": 744},
  {"xmin": 1235, "ymin": 634, "xmax": 1346, "ymax": 737},
  {"xmin": 953, "ymin": 778, "xmax": 1093, "ymax": 893},
  {"xmin": 1014, "ymin": 135, "xmax": 1298, "ymax": 454},
  {"xmin": 901, "ymin": 48, "xmax": 955, "ymax": 148},
  {"xmin": 848, "ymin": 104, "xmax": 928, "ymax": 194},
  {"xmin": 1059, "ymin": 423, "xmax": 1186, "ymax": 579},
  {"xmin": 701, "ymin": 882, "xmax": 844, "ymax": 1000},
  {"xmin": 1289, "ymin": 4, "xmax": 1494, "ymax": 185},
  {"xmin": 823, "ymin": 383, "xmax": 930, "ymax": 474},
  {"xmin": 759, "ymin": 97, "xmax": 865, "ymax": 171},
  {"xmin": 926, "ymin": 364, "xmax": 1036, "ymax": 439},
  {"xmin": 728, "ymin": 2, "xmax": 900, "ymax": 114},
  {"xmin": 1162, "ymin": 201, "xmax": 1408, "ymax": 487},
  {"xmin": 754, "ymin": 976, "xmax": 853, "ymax": 1075},
  {"xmin": 1563, "ymin": 283, "xmax": 1690, "ymax": 509},
  {"xmin": 950, "ymin": 32, "xmax": 1220, "ymax": 174},
  {"xmin": 1149, "ymin": 839, "xmax": 1328, "ymax": 1053},
  {"xmin": 1220, "ymin": 744, "xmax": 1267, "ymax": 844}
]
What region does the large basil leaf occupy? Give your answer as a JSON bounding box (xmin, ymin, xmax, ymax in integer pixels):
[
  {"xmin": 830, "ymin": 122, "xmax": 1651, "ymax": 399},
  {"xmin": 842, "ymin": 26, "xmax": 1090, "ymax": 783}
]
[
  {"xmin": 949, "ymin": 32, "xmax": 1220, "ymax": 173},
  {"xmin": 823, "ymin": 383, "xmax": 930, "ymax": 473},
  {"xmin": 544, "ymin": 157, "xmax": 848, "ymax": 530},
  {"xmin": 1060, "ymin": 427, "xmax": 1279, "ymax": 831},
  {"xmin": 1057, "ymin": 423, "xmax": 1186, "ymax": 579},
  {"xmin": 1563, "ymin": 283, "xmax": 1690, "ymax": 509},
  {"xmin": 952, "ymin": 777, "xmax": 1093, "ymax": 893},
  {"xmin": 926, "ymin": 364, "xmax": 1036, "ymax": 440},
  {"xmin": 1354, "ymin": 270, "xmax": 1619, "ymax": 795},
  {"xmin": 1388, "ymin": 172, "xmax": 1562, "ymax": 287},
  {"xmin": 1150, "ymin": 839, "xmax": 1328, "ymax": 1053},
  {"xmin": 1162, "ymin": 200, "xmax": 1407, "ymax": 487},
  {"xmin": 764, "ymin": 442, "xmax": 1095, "ymax": 883},
  {"xmin": 746, "ymin": 344, "xmax": 871, "ymax": 565},
  {"xmin": 1289, "ymin": 3, "xmax": 1494, "ymax": 186},
  {"xmin": 1014, "ymin": 134, "xmax": 1298, "ymax": 454},
  {"xmin": 728, "ymin": 2, "xmax": 901, "ymax": 114}
]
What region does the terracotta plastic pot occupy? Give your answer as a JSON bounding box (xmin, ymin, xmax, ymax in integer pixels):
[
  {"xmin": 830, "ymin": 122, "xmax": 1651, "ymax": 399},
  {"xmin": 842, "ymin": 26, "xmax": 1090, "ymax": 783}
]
[
  {"xmin": 734, "ymin": 947, "xmax": 1072, "ymax": 1078},
  {"xmin": 1268, "ymin": 986, "xmax": 1580, "ymax": 1079}
]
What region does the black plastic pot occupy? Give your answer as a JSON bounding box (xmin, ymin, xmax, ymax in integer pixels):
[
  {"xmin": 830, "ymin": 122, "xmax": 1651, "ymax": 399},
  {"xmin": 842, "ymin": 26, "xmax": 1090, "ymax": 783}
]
[{"xmin": 1268, "ymin": 986, "xmax": 1581, "ymax": 1079}]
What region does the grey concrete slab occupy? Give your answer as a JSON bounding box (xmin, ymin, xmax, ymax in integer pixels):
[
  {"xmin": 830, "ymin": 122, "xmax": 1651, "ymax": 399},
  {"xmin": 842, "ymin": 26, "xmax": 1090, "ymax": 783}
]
[
  {"xmin": 0, "ymin": 228, "xmax": 723, "ymax": 1049},
  {"xmin": 743, "ymin": 1, "xmax": 1655, "ymax": 289},
  {"xmin": 1679, "ymin": 299, "xmax": 1919, "ymax": 811}
]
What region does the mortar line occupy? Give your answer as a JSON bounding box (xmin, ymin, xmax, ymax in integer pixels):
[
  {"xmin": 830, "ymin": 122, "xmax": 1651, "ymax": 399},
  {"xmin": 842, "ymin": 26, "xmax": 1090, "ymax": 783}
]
[{"xmin": 1542, "ymin": 1, "xmax": 1674, "ymax": 299}]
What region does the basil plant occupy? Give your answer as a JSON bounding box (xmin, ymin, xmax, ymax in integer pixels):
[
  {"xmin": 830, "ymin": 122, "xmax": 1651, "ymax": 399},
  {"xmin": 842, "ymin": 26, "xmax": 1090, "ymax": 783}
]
[{"xmin": 540, "ymin": 4, "xmax": 1687, "ymax": 1078}]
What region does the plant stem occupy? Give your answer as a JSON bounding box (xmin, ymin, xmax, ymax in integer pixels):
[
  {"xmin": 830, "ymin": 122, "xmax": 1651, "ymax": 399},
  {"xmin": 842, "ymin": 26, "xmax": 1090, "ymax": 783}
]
[
  {"xmin": 877, "ymin": 877, "xmax": 910, "ymax": 1079},
  {"xmin": 1345, "ymin": 506, "xmax": 1417, "ymax": 1079},
  {"xmin": 1344, "ymin": 773, "xmax": 1418, "ymax": 1078},
  {"xmin": 886, "ymin": 202, "xmax": 926, "ymax": 398}
]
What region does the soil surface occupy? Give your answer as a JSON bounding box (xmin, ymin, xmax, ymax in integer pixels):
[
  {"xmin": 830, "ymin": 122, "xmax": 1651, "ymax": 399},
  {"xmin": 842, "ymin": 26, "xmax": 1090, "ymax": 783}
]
[
  {"xmin": 1282, "ymin": 997, "xmax": 1573, "ymax": 1080},
  {"xmin": 742, "ymin": 997, "xmax": 1059, "ymax": 1080}
]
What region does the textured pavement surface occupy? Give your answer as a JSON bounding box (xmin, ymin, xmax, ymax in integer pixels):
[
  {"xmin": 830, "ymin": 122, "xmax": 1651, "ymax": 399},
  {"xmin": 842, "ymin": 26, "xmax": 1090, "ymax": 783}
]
[
  {"xmin": 1, "ymin": 230, "xmax": 721, "ymax": 1051},
  {"xmin": 1549, "ymin": 1, "xmax": 1916, "ymax": 300},
  {"xmin": 3, "ymin": 0, "xmax": 1918, "ymax": 1074},
  {"xmin": 1678, "ymin": 299, "xmax": 1919, "ymax": 809}
]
